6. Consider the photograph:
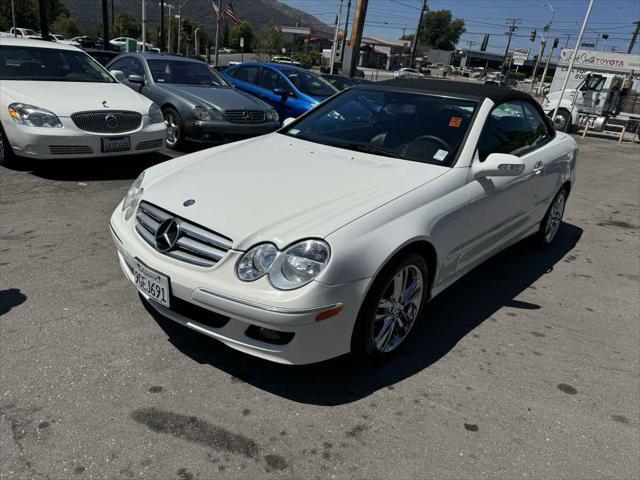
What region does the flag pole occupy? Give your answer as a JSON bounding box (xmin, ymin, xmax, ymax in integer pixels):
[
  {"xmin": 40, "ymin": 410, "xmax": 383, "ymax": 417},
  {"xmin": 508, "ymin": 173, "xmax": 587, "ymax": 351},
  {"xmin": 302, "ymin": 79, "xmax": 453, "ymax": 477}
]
[{"xmin": 214, "ymin": 0, "xmax": 222, "ymax": 66}]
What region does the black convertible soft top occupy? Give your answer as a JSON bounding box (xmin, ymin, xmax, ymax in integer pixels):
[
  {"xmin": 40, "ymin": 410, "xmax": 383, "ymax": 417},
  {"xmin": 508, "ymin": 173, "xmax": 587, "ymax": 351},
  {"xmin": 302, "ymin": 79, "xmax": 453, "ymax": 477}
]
[{"xmin": 375, "ymin": 78, "xmax": 535, "ymax": 104}]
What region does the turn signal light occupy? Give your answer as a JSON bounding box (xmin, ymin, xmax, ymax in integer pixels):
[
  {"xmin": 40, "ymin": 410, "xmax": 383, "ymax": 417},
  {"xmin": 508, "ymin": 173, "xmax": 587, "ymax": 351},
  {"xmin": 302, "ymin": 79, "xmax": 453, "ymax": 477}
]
[{"xmin": 315, "ymin": 305, "xmax": 343, "ymax": 321}]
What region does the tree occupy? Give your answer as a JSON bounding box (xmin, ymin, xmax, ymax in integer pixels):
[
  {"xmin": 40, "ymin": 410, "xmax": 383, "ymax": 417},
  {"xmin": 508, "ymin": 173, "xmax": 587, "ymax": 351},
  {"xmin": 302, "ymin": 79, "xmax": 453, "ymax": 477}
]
[
  {"xmin": 113, "ymin": 12, "xmax": 141, "ymax": 39},
  {"xmin": 418, "ymin": 10, "xmax": 465, "ymax": 51},
  {"xmin": 230, "ymin": 21, "xmax": 253, "ymax": 51},
  {"xmin": 52, "ymin": 13, "xmax": 79, "ymax": 38},
  {"xmin": 253, "ymin": 24, "xmax": 283, "ymax": 58}
]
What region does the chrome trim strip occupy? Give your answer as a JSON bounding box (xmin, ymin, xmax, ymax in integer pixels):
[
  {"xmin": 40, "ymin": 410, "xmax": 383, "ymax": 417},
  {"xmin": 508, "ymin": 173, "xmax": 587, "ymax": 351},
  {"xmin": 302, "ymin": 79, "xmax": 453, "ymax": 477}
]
[
  {"xmin": 197, "ymin": 289, "xmax": 343, "ymax": 315},
  {"xmin": 179, "ymin": 222, "xmax": 232, "ymax": 250}
]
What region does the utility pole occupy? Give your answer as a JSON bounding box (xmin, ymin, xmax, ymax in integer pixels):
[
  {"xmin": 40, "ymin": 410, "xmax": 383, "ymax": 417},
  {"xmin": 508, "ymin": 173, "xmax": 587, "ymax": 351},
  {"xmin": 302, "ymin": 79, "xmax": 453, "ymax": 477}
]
[
  {"xmin": 410, "ymin": 0, "xmax": 428, "ymax": 68},
  {"xmin": 565, "ymin": 33, "xmax": 571, "ymax": 49},
  {"xmin": 530, "ymin": 4, "xmax": 553, "ymax": 92},
  {"xmin": 160, "ymin": 0, "xmax": 165, "ymax": 52},
  {"xmin": 102, "ymin": 0, "xmax": 110, "ymax": 45},
  {"xmin": 111, "ymin": 0, "xmax": 114, "ymax": 28},
  {"xmin": 339, "ymin": 0, "xmax": 352, "ymax": 66},
  {"xmin": 177, "ymin": 1, "xmax": 183, "ymax": 55},
  {"xmin": 141, "ymin": 0, "xmax": 146, "ymax": 51},
  {"xmin": 501, "ymin": 18, "xmax": 521, "ymax": 73},
  {"xmin": 552, "ymin": 0, "xmax": 594, "ymax": 126},
  {"xmin": 214, "ymin": 0, "xmax": 221, "ymax": 66},
  {"xmin": 329, "ymin": 0, "xmax": 344, "ymax": 74},
  {"xmin": 37, "ymin": 0, "xmax": 49, "ymax": 39},
  {"xmin": 10, "ymin": 0, "xmax": 16, "ymax": 36},
  {"xmin": 343, "ymin": 0, "xmax": 368, "ymax": 77},
  {"xmin": 538, "ymin": 38, "xmax": 557, "ymax": 95},
  {"xmin": 628, "ymin": 21, "xmax": 640, "ymax": 54}
]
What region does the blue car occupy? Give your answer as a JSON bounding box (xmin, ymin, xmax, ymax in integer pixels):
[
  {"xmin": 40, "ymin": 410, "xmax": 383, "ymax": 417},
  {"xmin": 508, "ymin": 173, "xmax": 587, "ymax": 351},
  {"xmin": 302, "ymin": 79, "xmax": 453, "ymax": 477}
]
[{"xmin": 222, "ymin": 62, "xmax": 339, "ymax": 120}]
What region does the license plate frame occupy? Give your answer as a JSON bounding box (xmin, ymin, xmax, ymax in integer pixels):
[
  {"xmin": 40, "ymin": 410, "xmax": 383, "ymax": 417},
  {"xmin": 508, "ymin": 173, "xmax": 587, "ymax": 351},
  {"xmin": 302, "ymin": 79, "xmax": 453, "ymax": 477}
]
[
  {"xmin": 102, "ymin": 136, "xmax": 130, "ymax": 153},
  {"xmin": 132, "ymin": 259, "xmax": 170, "ymax": 308}
]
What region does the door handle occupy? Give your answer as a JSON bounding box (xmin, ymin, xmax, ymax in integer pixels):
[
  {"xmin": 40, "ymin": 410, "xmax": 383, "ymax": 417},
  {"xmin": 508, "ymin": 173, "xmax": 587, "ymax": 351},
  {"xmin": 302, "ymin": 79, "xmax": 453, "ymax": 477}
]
[{"xmin": 533, "ymin": 161, "xmax": 544, "ymax": 176}]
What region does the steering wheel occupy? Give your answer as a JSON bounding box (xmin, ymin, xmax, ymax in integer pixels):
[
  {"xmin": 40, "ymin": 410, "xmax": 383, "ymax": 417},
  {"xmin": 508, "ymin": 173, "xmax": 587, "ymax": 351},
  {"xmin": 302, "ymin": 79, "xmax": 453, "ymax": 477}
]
[{"xmin": 409, "ymin": 135, "xmax": 452, "ymax": 152}]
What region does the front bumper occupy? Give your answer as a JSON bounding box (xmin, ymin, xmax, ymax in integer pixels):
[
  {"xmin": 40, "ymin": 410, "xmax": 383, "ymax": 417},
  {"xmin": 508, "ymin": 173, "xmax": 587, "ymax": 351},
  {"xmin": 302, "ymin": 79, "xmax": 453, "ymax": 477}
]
[
  {"xmin": 109, "ymin": 207, "xmax": 369, "ymax": 365},
  {"xmin": 3, "ymin": 117, "xmax": 166, "ymax": 159},
  {"xmin": 184, "ymin": 119, "xmax": 281, "ymax": 144}
]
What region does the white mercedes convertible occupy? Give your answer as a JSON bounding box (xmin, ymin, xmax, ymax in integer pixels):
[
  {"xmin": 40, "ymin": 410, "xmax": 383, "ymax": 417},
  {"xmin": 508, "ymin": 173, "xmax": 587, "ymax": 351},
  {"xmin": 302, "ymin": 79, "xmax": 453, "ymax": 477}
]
[{"xmin": 110, "ymin": 79, "xmax": 577, "ymax": 365}]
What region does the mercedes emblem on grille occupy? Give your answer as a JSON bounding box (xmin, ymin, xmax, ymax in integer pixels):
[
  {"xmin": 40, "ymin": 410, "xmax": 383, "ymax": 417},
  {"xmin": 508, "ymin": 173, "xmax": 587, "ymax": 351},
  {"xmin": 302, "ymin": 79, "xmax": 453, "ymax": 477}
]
[
  {"xmin": 155, "ymin": 218, "xmax": 180, "ymax": 252},
  {"xmin": 242, "ymin": 111, "xmax": 250, "ymax": 119},
  {"xmin": 183, "ymin": 199, "xmax": 195, "ymax": 207},
  {"xmin": 105, "ymin": 114, "xmax": 118, "ymax": 129}
]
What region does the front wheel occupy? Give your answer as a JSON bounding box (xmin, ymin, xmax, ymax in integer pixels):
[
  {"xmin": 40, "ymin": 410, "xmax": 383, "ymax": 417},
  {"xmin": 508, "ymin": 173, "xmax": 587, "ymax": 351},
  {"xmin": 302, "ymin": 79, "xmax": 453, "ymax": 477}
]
[
  {"xmin": 537, "ymin": 188, "xmax": 567, "ymax": 246},
  {"xmin": 551, "ymin": 109, "xmax": 572, "ymax": 132},
  {"xmin": 163, "ymin": 107, "xmax": 184, "ymax": 150},
  {"xmin": 0, "ymin": 123, "xmax": 15, "ymax": 167},
  {"xmin": 351, "ymin": 253, "xmax": 428, "ymax": 362}
]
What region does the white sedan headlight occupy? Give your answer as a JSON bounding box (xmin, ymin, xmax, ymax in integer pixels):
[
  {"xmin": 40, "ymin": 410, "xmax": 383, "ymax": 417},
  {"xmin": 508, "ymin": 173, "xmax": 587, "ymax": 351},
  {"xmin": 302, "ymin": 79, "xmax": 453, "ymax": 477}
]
[
  {"xmin": 8, "ymin": 103, "xmax": 62, "ymax": 128},
  {"xmin": 236, "ymin": 239, "xmax": 330, "ymax": 290},
  {"xmin": 266, "ymin": 109, "xmax": 279, "ymax": 122},
  {"xmin": 122, "ymin": 172, "xmax": 145, "ymax": 220},
  {"xmin": 149, "ymin": 103, "xmax": 163, "ymax": 124}
]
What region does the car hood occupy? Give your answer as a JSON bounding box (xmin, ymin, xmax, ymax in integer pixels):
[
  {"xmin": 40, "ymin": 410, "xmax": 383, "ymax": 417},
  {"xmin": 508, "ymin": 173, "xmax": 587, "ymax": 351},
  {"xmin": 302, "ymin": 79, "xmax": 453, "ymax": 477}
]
[
  {"xmin": 0, "ymin": 81, "xmax": 152, "ymax": 116},
  {"xmin": 155, "ymin": 84, "xmax": 270, "ymax": 111},
  {"xmin": 142, "ymin": 134, "xmax": 448, "ymax": 250}
]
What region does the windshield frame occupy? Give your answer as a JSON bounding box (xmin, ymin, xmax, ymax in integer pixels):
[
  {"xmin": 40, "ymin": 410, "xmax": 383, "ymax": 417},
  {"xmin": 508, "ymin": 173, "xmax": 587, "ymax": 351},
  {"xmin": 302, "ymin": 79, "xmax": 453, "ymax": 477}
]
[
  {"xmin": 280, "ymin": 67, "xmax": 338, "ymax": 98},
  {"xmin": 147, "ymin": 58, "xmax": 231, "ymax": 87},
  {"xmin": 0, "ymin": 45, "xmax": 115, "ymax": 83},
  {"xmin": 278, "ymin": 85, "xmax": 481, "ymax": 168}
]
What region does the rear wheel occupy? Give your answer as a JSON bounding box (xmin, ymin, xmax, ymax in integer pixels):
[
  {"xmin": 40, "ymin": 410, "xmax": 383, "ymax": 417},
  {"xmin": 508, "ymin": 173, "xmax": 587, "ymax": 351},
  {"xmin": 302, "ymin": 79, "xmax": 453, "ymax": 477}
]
[
  {"xmin": 552, "ymin": 109, "xmax": 572, "ymax": 132},
  {"xmin": 163, "ymin": 107, "xmax": 184, "ymax": 150},
  {"xmin": 351, "ymin": 253, "xmax": 428, "ymax": 362},
  {"xmin": 537, "ymin": 188, "xmax": 567, "ymax": 246}
]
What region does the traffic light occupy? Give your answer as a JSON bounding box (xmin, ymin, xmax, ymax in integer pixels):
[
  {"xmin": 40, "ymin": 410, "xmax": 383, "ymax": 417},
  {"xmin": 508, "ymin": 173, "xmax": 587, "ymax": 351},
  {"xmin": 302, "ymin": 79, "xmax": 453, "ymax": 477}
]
[
  {"xmin": 480, "ymin": 34, "xmax": 489, "ymax": 52},
  {"xmin": 602, "ymin": 34, "xmax": 609, "ymax": 40},
  {"xmin": 530, "ymin": 30, "xmax": 537, "ymax": 42},
  {"xmin": 553, "ymin": 37, "xmax": 559, "ymax": 48}
]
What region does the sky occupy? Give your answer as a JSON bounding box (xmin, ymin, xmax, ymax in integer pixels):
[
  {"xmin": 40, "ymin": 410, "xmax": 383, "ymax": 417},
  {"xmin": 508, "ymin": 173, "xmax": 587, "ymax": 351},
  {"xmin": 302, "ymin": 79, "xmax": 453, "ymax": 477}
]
[{"xmin": 280, "ymin": 0, "xmax": 640, "ymax": 59}]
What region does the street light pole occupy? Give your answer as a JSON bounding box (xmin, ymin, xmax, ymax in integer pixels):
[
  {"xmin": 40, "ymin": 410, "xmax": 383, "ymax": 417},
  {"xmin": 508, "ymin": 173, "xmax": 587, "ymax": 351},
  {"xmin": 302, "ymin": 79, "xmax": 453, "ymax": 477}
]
[
  {"xmin": 536, "ymin": 3, "xmax": 555, "ymax": 95},
  {"xmin": 214, "ymin": 0, "xmax": 221, "ymax": 66},
  {"xmin": 339, "ymin": 0, "xmax": 352, "ymax": 66},
  {"xmin": 141, "ymin": 0, "xmax": 146, "ymax": 51},
  {"xmin": 11, "ymin": 0, "xmax": 16, "ymax": 37},
  {"xmin": 194, "ymin": 27, "xmax": 200, "ymax": 56},
  {"xmin": 329, "ymin": 0, "xmax": 344, "ymax": 75},
  {"xmin": 551, "ymin": 0, "xmax": 595, "ymax": 127}
]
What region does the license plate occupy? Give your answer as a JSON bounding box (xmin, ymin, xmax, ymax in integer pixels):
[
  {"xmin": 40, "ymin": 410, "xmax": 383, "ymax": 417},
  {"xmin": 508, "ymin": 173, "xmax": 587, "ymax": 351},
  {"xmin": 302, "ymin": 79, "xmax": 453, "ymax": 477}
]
[
  {"xmin": 102, "ymin": 136, "xmax": 130, "ymax": 153},
  {"xmin": 132, "ymin": 260, "xmax": 170, "ymax": 308}
]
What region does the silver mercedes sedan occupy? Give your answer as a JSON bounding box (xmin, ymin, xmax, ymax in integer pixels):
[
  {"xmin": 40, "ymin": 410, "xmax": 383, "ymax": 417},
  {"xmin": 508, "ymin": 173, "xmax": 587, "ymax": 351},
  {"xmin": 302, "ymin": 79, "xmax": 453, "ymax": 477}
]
[{"xmin": 107, "ymin": 53, "xmax": 280, "ymax": 149}]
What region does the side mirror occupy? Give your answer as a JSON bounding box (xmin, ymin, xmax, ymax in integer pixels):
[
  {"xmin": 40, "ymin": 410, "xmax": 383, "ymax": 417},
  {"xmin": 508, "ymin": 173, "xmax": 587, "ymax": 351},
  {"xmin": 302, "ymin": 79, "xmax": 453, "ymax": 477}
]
[
  {"xmin": 473, "ymin": 153, "xmax": 525, "ymax": 178},
  {"xmin": 273, "ymin": 87, "xmax": 289, "ymax": 100},
  {"xmin": 110, "ymin": 69, "xmax": 125, "ymax": 82},
  {"xmin": 282, "ymin": 117, "xmax": 295, "ymax": 127},
  {"xmin": 128, "ymin": 74, "xmax": 145, "ymax": 84}
]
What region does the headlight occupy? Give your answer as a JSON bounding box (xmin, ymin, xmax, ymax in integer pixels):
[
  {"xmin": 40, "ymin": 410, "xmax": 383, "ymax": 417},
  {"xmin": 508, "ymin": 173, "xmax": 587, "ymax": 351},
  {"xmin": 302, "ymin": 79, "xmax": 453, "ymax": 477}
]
[
  {"xmin": 149, "ymin": 103, "xmax": 163, "ymax": 124},
  {"xmin": 121, "ymin": 172, "xmax": 145, "ymax": 220},
  {"xmin": 236, "ymin": 243, "xmax": 278, "ymax": 281},
  {"xmin": 193, "ymin": 105, "xmax": 210, "ymax": 120},
  {"xmin": 266, "ymin": 109, "xmax": 279, "ymax": 122},
  {"xmin": 8, "ymin": 103, "xmax": 62, "ymax": 128},
  {"xmin": 236, "ymin": 239, "xmax": 330, "ymax": 290}
]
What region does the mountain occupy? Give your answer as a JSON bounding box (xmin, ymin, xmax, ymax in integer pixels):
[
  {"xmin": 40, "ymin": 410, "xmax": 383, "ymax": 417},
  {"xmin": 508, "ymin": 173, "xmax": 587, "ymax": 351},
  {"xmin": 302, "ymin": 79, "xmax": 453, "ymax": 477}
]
[{"xmin": 63, "ymin": 0, "xmax": 331, "ymax": 36}]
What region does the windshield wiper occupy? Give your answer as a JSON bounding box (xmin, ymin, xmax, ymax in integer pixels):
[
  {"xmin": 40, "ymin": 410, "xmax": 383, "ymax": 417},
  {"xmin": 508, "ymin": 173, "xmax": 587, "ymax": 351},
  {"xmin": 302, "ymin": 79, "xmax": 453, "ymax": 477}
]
[{"xmin": 343, "ymin": 143, "xmax": 400, "ymax": 158}]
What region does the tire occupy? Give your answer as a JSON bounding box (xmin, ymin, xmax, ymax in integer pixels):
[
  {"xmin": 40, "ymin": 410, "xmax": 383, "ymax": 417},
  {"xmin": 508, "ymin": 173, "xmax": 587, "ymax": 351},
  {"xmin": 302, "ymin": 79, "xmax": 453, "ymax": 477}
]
[
  {"xmin": 552, "ymin": 109, "xmax": 572, "ymax": 133},
  {"xmin": 351, "ymin": 253, "xmax": 429, "ymax": 363},
  {"xmin": 536, "ymin": 188, "xmax": 567, "ymax": 246},
  {"xmin": 163, "ymin": 107, "xmax": 184, "ymax": 150},
  {"xmin": 0, "ymin": 123, "xmax": 15, "ymax": 167}
]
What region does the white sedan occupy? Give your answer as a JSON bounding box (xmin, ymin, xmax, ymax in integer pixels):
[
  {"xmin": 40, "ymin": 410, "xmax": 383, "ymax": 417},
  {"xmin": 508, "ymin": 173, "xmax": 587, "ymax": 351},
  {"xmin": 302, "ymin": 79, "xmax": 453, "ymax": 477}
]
[
  {"xmin": 0, "ymin": 38, "xmax": 166, "ymax": 164},
  {"xmin": 110, "ymin": 79, "xmax": 577, "ymax": 365},
  {"xmin": 394, "ymin": 68, "xmax": 424, "ymax": 79}
]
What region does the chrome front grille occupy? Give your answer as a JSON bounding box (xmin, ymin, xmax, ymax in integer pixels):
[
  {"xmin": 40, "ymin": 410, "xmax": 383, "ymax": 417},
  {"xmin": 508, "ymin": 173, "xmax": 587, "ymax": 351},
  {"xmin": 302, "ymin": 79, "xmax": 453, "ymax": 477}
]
[
  {"xmin": 224, "ymin": 110, "xmax": 266, "ymax": 124},
  {"xmin": 71, "ymin": 110, "xmax": 142, "ymax": 133},
  {"xmin": 49, "ymin": 145, "xmax": 93, "ymax": 155},
  {"xmin": 135, "ymin": 201, "xmax": 232, "ymax": 267}
]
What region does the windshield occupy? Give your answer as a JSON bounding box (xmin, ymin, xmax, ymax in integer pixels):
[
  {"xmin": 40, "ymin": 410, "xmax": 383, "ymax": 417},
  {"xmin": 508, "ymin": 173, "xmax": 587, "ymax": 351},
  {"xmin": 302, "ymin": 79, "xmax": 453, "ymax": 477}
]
[
  {"xmin": 0, "ymin": 45, "xmax": 114, "ymax": 82},
  {"xmin": 282, "ymin": 69, "xmax": 337, "ymax": 98},
  {"xmin": 282, "ymin": 88, "xmax": 476, "ymax": 167},
  {"xmin": 148, "ymin": 59, "xmax": 229, "ymax": 86}
]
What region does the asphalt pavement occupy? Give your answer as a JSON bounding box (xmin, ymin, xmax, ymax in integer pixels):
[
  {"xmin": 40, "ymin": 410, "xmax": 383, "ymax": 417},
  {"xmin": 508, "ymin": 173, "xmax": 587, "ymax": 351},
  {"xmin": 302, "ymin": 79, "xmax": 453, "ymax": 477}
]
[{"xmin": 0, "ymin": 136, "xmax": 638, "ymax": 479}]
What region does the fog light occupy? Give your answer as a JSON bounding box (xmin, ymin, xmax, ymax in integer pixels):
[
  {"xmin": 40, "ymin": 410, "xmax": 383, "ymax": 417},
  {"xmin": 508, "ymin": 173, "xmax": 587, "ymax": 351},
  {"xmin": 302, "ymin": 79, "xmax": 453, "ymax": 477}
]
[{"xmin": 245, "ymin": 325, "xmax": 295, "ymax": 345}]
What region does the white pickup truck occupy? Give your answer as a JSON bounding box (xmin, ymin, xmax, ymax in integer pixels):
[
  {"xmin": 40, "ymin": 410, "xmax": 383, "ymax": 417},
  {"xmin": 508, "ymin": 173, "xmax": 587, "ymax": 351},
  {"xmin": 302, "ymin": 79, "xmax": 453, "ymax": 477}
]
[{"xmin": 542, "ymin": 72, "xmax": 640, "ymax": 132}]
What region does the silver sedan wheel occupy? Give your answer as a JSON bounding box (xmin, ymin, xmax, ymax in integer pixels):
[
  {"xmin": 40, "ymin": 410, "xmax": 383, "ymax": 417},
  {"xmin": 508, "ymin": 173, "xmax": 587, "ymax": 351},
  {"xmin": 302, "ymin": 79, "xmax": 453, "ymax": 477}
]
[
  {"xmin": 373, "ymin": 265, "xmax": 424, "ymax": 353},
  {"xmin": 544, "ymin": 192, "xmax": 565, "ymax": 243},
  {"xmin": 164, "ymin": 111, "xmax": 180, "ymax": 148}
]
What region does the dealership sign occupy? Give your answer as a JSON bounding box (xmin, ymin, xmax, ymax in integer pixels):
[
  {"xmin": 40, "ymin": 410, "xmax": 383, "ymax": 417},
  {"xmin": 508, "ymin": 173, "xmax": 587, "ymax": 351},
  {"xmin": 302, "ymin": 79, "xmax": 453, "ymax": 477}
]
[
  {"xmin": 512, "ymin": 48, "xmax": 529, "ymax": 66},
  {"xmin": 558, "ymin": 49, "xmax": 640, "ymax": 73}
]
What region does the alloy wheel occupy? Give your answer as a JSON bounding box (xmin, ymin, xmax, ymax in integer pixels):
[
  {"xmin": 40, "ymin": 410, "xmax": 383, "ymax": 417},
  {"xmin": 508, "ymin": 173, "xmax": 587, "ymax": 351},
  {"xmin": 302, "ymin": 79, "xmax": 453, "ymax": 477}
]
[
  {"xmin": 372, "ymin": 264, "xmax": 424, "ymax": 353},
  {"xmin": 545, "ymin": 192, "xmax": 565, "ymax": 243},
  {"xmin": 164, "ymin": 112, "xmax": 180, "ymax": 147}
]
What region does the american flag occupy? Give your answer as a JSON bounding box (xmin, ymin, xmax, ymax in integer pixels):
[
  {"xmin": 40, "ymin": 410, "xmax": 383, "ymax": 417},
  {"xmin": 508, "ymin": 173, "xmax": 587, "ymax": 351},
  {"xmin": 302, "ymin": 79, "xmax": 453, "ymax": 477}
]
[
  {"xmin": 210, "ymin": 0, "xmax": 224, "ymax": 23},
  {"xmin": 223, "ymin": 2, "xmax": 241, "ymax": 24}
]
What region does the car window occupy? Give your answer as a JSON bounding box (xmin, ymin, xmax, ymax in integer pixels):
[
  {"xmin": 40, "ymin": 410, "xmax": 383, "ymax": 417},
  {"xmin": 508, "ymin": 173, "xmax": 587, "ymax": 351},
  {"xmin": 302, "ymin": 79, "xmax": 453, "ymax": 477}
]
[
  {"xmin": 583, "ymin": 75, "xmax": 606, "ymax": 91},
  {"xmin": 147, "ymin": 59, "xmax": 228, "ymax": 86},
  {"xmin": 477, "ymin": 100, "xmax": 548, "ymax": 161},
  {"xmin": 232, "ymin": 65, "xmax": 259, "ymax": 84},
  {"xmin": 0, "ymin": 45, "xmax": 114, "ymax": 83},
  {"xmin": 109, "ymin": 57, "xmax": 144, "ymax": 78},
  {"xmin": 282, "ymin": 88, "xmax": 476, "ymax": 167},
  {"xmin": 258, "ymin": 68, "xmax": 291, "ymax": 92},
  {"xmin": 281, "ymin": 69, "xmax": 337, "ymax": 98}
]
